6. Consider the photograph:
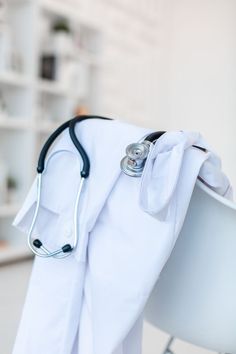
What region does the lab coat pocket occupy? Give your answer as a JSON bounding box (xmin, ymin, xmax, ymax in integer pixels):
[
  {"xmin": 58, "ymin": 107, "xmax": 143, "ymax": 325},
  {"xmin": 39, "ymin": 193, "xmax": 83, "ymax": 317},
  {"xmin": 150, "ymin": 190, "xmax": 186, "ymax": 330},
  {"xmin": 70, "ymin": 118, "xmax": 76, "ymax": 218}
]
[
  {"xmin": 12, "ymin": 146, "xmax": 82, "ymax": 250},
  {"xmin": 12, "ymin": 175, "xmax": 61, "ymax": 246}
]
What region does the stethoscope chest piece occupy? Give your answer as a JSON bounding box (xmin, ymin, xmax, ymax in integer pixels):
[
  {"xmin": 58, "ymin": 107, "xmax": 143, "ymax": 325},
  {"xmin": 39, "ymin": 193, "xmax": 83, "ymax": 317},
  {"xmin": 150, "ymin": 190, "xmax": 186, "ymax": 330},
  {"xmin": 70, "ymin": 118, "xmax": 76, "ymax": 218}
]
[{"xmin": 120, "ymin": 141, "xmax": 151, "ymax": 177}]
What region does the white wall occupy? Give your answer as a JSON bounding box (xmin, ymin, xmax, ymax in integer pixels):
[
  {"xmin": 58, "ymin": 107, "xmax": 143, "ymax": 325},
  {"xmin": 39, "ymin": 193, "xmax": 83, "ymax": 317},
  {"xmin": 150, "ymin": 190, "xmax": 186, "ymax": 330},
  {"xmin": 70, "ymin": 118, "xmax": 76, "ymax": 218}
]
[
  {"xmin": 0, "ymin": 261, "xmax": 32, "ymax": 354},
  {"xmin": 154, "ymin": 0, "xmax": 236, "ymax": 188},
  {"xmin": 74, "ymin": 0, "xmax": 161, "ymax": 123}
]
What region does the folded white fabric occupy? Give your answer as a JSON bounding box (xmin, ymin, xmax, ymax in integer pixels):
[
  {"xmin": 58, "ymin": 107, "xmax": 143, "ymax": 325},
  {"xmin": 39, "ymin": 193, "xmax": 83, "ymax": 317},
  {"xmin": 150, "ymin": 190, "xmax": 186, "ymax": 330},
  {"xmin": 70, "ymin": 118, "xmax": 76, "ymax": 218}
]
[
  {"xmin": 140, "ymin": 130, "xmax": 233, "ymax": 219},
  {"xmin": 12, "ymin": 119, "xmax": 233, "ymax": 354}
]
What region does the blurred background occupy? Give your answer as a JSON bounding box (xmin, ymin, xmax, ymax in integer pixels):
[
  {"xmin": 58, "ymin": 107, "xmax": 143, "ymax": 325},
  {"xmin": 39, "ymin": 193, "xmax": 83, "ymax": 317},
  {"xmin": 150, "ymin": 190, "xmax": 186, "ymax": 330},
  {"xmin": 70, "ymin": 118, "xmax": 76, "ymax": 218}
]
[{"xmin": 0, "ymin": 0, "xmax": 235, "ymax": 353}]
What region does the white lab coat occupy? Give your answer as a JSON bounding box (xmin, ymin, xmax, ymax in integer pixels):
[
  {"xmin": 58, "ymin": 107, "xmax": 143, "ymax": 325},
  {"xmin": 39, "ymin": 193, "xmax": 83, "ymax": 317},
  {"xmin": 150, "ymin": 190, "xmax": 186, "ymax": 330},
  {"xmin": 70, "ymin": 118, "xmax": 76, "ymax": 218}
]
[{"xmin": 12, "ymin": 119, "xmax": 232, "ymax": 354}]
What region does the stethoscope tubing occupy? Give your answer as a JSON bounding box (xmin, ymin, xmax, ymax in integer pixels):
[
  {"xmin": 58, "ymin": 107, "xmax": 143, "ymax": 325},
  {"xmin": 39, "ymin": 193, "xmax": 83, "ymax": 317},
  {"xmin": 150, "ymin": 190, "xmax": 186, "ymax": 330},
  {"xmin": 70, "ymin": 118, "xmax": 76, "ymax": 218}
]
[
  {"xmin": 29, "ymin": 115, "xmax": 113, "ymax": 258},
  {"xmin": 69, "ymin": 115, "xmax": 113, "ymax": 178},
  {"xmin": 37, "ymin": 115, "xmax": 113, "ymax": 176}
]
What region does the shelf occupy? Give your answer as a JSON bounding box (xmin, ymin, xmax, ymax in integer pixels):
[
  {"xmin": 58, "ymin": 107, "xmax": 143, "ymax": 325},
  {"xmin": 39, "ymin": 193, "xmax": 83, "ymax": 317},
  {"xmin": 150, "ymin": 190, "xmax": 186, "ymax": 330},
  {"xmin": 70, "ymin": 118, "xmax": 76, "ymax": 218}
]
[
  {"xmin": 0, "ymin": 118, "xmax": 33, "ymax": 130},
  {"xmin": 0, "ymin": 203, "xmax": 21, "ymax": 218},
  {"xmin": 37, "ymin": 79, "xmax": 68, "ymax": 97},
  {"xmin": 37, "ymin": 78, "xmax": 89, "ymax": 101},
  {"xmin": 40, "ymin": 0, "xmax": 97, "ymax": 28},
  {"xmin": 0, "ymin": 117, "xmax": 61, "ymax": 133},
  {"xmin": 41, "ymin": 0, "xmax": 76, "ymax": 19},
  {"xmin": 0, "ymin": 245, "xmax": 33, "ymax": 266},
  {"xmin": 36, "ymin": 120, "xmax": 59, "ymax": 133},
  {"xmin": 75, "ymin": 48, "xmax": 101, "ymax": 67},
  {"xmin": 0, "ymin": 71, "xmax": 30, "ymax": 88}
]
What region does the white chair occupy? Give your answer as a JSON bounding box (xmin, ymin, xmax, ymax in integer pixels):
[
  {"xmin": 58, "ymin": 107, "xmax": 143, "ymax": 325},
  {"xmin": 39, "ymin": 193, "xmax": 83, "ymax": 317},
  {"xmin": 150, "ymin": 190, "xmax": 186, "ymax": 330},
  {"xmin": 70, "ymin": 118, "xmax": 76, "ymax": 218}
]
[{"xmin": 145, "ymin": 179, "xmax": 236, "ymax": 354}]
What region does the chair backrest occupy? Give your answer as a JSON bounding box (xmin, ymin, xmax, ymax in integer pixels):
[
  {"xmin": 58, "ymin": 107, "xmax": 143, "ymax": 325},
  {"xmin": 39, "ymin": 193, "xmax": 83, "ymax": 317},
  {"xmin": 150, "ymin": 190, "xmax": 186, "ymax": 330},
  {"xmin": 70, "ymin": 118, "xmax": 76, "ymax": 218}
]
[{"xmin": 145, "ymin": 180, "xmax": 236, "ymax": 354}]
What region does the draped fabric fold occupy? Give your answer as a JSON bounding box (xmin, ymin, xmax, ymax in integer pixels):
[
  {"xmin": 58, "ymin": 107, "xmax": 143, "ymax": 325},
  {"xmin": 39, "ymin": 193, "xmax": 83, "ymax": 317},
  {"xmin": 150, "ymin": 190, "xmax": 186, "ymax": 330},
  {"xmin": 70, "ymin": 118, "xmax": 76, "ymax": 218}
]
[{"xmin": 139, "ymin": 130, "xmax": 233, "ymax": 219}]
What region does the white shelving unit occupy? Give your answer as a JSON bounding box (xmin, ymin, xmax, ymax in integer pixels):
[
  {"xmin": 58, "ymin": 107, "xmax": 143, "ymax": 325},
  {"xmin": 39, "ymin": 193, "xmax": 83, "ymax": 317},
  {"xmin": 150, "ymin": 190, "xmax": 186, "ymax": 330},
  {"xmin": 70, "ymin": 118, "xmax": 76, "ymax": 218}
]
[
  {"xmin": 0, "ymin": 71, "xmax": 30, "ymax": 87},
  {"xmin": 0, "ymin": 0, "xmax": 102, "ymax": 263}
]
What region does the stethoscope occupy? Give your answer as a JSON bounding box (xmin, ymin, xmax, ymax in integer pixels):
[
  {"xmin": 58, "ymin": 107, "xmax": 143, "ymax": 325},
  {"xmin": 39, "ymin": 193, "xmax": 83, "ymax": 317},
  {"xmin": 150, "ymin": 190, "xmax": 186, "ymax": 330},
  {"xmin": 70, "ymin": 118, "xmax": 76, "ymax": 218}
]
[
  {"xmin": 28, "ymin": 115, "xmax": 112, "ymax": 258},
  {"xmin": 28, "ymin": 115, "xmax": 205, "ymax": 258}
]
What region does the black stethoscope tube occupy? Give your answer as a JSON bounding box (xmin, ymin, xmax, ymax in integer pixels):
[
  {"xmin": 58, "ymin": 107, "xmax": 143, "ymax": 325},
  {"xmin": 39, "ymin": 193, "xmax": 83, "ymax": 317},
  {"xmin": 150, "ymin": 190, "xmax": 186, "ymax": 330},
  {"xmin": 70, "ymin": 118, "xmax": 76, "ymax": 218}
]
[
  {"xmin": 145, "ymin": 131, "xmax": 166, "ymax": 143},
  {"xmin": 69, "ymin": 115, "xmax": 112, "ymax": 178},
  {"xmin": 37, "ymin": 119, "xmax": 71, "ymax": 173},
  {"xmin": 145, "ymin": 131, "xmax": 207, "ymax": 152},
  {"xmin": 37, "ymin": 115, "xmax": 113, "ymax": 175}
]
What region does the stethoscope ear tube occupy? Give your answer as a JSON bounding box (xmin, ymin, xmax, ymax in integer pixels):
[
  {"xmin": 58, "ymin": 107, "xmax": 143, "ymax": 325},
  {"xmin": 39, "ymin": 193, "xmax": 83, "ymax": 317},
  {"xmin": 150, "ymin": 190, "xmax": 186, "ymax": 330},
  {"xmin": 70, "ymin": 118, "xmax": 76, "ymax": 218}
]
[
  {"xmin": 37, "ymin": 119, "xmax": 72, "ymax": 173},
  {"xmin": 31, "ymin": 114, "xmax": 113, "ymax": 258},
  {"xmin": 37, "ymin": 115, "xmax": 113, "ymax": 176},
  {"xmin": 27, "ymin": 173, "xmax": 75, "ymax": 258},
  {"xmin": 69, "ymin": 115, "xmax": 113, "ymax": 178},
  {"xmin": 69, "ymin": 117, "xmax": 90, "ymax": 178},
  {"xmin": 28, "ymin": 173, "xmax": 85, "ymax": 258},
  {"xmin": 144, "ymin": 131, "xmax": 166, "ymax": 143}
]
